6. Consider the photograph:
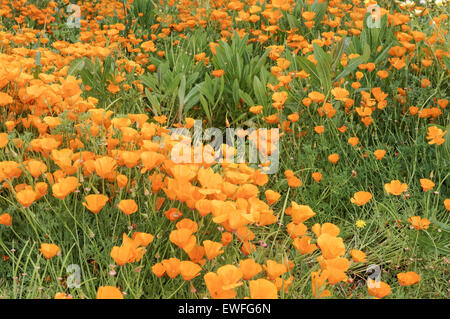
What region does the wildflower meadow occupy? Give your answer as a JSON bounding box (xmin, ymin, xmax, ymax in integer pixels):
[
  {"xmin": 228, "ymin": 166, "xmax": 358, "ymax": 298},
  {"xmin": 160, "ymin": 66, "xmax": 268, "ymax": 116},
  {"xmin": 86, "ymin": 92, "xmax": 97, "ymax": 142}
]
[{"xmin": 0, "ymin": 0, "xmax": 448, "ymax": 300}]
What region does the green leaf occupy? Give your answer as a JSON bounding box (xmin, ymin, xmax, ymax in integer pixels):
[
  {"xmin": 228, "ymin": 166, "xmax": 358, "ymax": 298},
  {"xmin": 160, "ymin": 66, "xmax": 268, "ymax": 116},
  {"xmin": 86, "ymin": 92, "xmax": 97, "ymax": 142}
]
[
  {"xmin": 443, "ymin": 56, "xmax": 450, "ymax": 71},
  {"xmin": 287, "ymin": 14, "xmax": 301, "ymax": 29},
  {"xmin": 313, "ymin": 43, "xmax": 332, "ymax": 94},
  {"xmin": 184, "ymin": 86, "xmax": 200, "ymax": 113},
  {"xmin": 312, "ymin": 1, "xmax": 327, "ymax": 25},
  {"xmin": 334, "ymin": 44, "xmax": 370, "ymax": 81},
  {"xmin": 297, "ymin": 56, "xmax": 320, "ymax": 86},
  {"xmin": 253, "ymin": 76, "xmax": 267, "ymax": 107},
  {"xmin": 374, "ymin": 43, "xmax": 393, "ymax": 65},
  {"xmin": 199, "ymin": 94, "xmax": 211, "ymax": 125},
  {"xmin": 331, "ymin": 37, "xmax": 350, "ymax": 72},
  {"xmin": 178, "ymin": 74, "xmax": 186, "ymax": 107},
  {"xmin": 145, "ymin": 89, "xmax": 161, "ymax": 115},
  {"xmin": 239, "ymin": 90, "xmax": 255, "ymax": 107},
  {"xmin": 67, "ymin": 58, "xmax": 87, "ymax": 76},
  {"xmin": 232, "ymin": 79, "xmax": 240, "ymax": 108}
]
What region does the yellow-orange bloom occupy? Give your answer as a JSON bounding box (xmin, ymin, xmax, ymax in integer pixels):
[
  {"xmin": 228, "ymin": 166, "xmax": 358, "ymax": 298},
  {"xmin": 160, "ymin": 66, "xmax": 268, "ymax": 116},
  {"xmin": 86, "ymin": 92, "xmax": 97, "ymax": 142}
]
[
  {"xmin": 419, "ymin": 178, "xmax": 434, "ymax": 191},
  {"xmin": 0, "ymin": 213, "xmax": 12, "ymax": 226},
  {"xmin": 39, "ymin": 243, "xmax": 60, "ymax": 259},
  {"xmin": 118, "ymin": 199, "xmax": 138, "ymax": 215},
  {"xmin": 408, "ymin": 216, "xmax": 430, "ymax": 230},
  {"xmin": 350, "ymin": 191, "xmax": 372, "ymax": 206},
  {"xmin": 397, "ymin": 271, "xmax": 420, "ymax": 286},
  {"xmin": 350, "ymin": 249, "xmax": 367, "ymax": 262},
  {"xmin": 83, "ymin": 194, "xmax": 109, "ymax": 214},
  {"xmin": 384, "ymin": 180, "xmax": 408, "ymax": 195},
  {"xmin": 249, "ymin": 279, "xmax": 278, "ymax": 299},
  {"xmin": 96, "ymin": 286, "xmax": 124, "ymax": 299}
]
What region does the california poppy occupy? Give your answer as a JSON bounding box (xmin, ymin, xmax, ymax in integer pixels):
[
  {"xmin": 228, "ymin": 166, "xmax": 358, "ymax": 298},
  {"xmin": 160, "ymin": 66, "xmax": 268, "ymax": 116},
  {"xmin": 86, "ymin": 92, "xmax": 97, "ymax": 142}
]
[
  {"xmin": 118, "ymin": 199, "xmax": 138, "ymax": 215},
  {"xmin": 239, "ymin": 258, "xmax": 262, "ymax": 280},
  {"xmin": 350, "ymin": 249, "xmax": 367, "ymax": 262},
  {"xmin": 397, "ymin": 271, "xmax": 420, "ymax": 286},
  {"xmin": 317, "ymin": 233, "xmax": 345, "ymax": 260},
  {"xmin": 83, "ymin": 194, "xmax": 109, "ymax": 214},
  {"xmin": 0, "ymin": 213, "xmax": 12, "ymax": 226},
  {"xmin": 408, "ymin": 216, "xmax": 430, "ymax": 230},
  {"xmin": 249, "ymin": 279, "xmax": 278, "ymax": 299},
  {"xmin": 384, "ymin": 180, "xmax": 408, "ymax": 195},
  {"xmin": 96, "ymin": 286, "xmax": 124, "ymax": 299},
  {"xmin": 203, "ymin": 240, "xmax": 224, "ymax": 260},
  {"xmin": 39, "ymin": 243, "xmax": 60, "ymax": 259},
  {"xmin": 180, "ymin": 261, "xmax": 202, "ymax": 281},
  {"xmin": 350, "ymin": 191, "xmax": 372, "ymax": 206}
]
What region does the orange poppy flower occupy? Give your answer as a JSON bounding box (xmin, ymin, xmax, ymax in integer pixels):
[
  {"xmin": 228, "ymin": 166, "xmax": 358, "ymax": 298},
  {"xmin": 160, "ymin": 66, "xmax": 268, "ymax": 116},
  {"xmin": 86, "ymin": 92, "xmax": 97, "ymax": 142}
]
[
  {"xmin": 384, "ymin": 180, "xmax": 408, "ymax": 195},
  {"xmin": 212, "ymin": 70, "xmax": 225, "ymax": 77},
  {"xmin": 263, "ymin": 260, "xmax": 287, "ymax": 280},
  {"xmin": 241, "ymin": 240, "xmax": 256, "ymax": 256},
  {"xmin": 152, "ymin": 263, "xmax": 166, "ymax": 278},
  {"xmin": 221, "ymin": 232, "xmax": 233, "ymax": 246},
  {"xmin": 52, "ymin": 176, "xmax": 79, "ymax": 200},
  {"xmin": 16, "ymin": 189, "xmax": 37, "ymax": 207},
  {"xmin": 287, "ymin": 113, "xmax": 299, "ymax": 122},
  {"xmin": 0, "ymin": 133, "xmax": 8, "ymax": 148},
  {"xmin": 203, "ymin": 240, "xmax": 224, "ymax": 260},
  {"xmin": 317, "ymin": 233, "xmax": 345, "ymax": 260},
  {"xmin": 292, "ymin": 236, "xmax": 317, "ymax": 255},
  {"xmin": 239, "ymin": 258, "xmax": 262, "ymax": 280},
  {"xmin": 249, "ymin": 105, "xmax": 263, "ymax": 114},
  {"xmin": 39, "ymin": 243, "xmax": 60, "ymax": 259},
  {"xmin": 419, "ymin": 178, "xmax": 435, "ymax": 191},
  {"xmin": 408, "ymin": 216, "xmax": 430, "ymax": 230},
  {"xmin": 314, "ymin": 126, "xmax": 325, "ymax": 134},
  {"xmin": 169, "ymin": 228, "xmax": 196, "ymax": 252},
  {"xmin": 328, "ymin": 153, "xmax": 339, "ymax": 164},
  {"xmin": 368, "ymin": 281, "xmax": 391, "ymax": 299},
  {"xmin": 286, "ymin": 202, "xmax": 316, "ymax": 223},
  {"xmin": 83, "ymin": 194, "xmax": 109, "ymax": 214},
  {"xmin": 331, "ymin": 87, "xmax": 349, "ymax": 101},
  {"xmin": 312, "ymin": 223, "xmax": 340, "ymax": 237},
  {"xmin": 132, "ymin": 232, "xmax": 154, "ymax": 247},
  {"xmin": 374, "ymin": 149, "xmax": 386, "ymax": 160},
  {"xmin": 162, "ymin": 258, "xmax": 181, "ymax": 278},
  {"xmin": 249, "ymin": 279, "xmax": 278, "ymax": 299},
  {"xmin": 217, "ymin": 265, "xmax": 243, "ymax": 290},
  {"xmin": 348, "ymin": 137, "xmax": 359, "ymax": 147},
  {"xmin": 25, "ymin": 159, "xmax": 47, "ymax": 178},
  {"xmin": 444, "ymin": 199, "xmax": 450, "ymax": 211},
  {"xmin": 204, "ymin": 272, "xmax": 236, "ymax": 299},
  {"xmin": 54, "ymin": 292, "xmax": 73, "ymax": 299},
  {"xmin": 0, "ymin": 213, "xmax": 12, "ymax": 226},
  {"xmin": 308, "ymin": 91, "xmax": 325, "ymax": 103},
  {"xmin": 350, "ymin": 249, "xmax": 367, "ymax": 262},
  {"xmin": 34, "ymin": 182, "xmax": 48, "ymax": 199},
  {"xmin": 116, "ymin": 174, "xmax": 128, "ymax": 189},
  {"xmin": 350, "ymin": 191, "xmax": 373, "ymax": 206},
  {"xmin": 264, "ymin": 190, "xmax": 281, "ymax": 205},
  {"xmin": 180, "ymin": 261, "xmax": 202, "ymax": 281},
  {"xmin": 311, "ymin": 270, "xmax": 330, "ymax": 298},
  {"xmin": 287, "ymin": 176, "xmax": 302, "ymax": 188},
  {"xmin": 426, "ymin": 126, "xmax": 446, "ymax": 145},
  {"xmin": 286, "ymin": 222, "xmax": 307, "ymax": 238},
  {"xmin": 110, "ymin": 245, "xmax": 136, "ymax": 266},
  {"xmin": 312, "ymin": 172, "xmax": 322, "ymax": 182},
  {"xmin": 164, "ymin": 207, "xmax": 182, "ymax": 221},
  {"xmin": 96, "ymin": 286, "xmax": 124, "ymax": 299},
  {"xmin": 94, "ymin": 156, "xmax": 117, "ymax": 181},
  {"xmin": 118, "ymin": 199, "xmax": 138, "ymax": 215},
  {"xmin": 397, "ymin": 271, "xmax": 420, "ymax": 286}
]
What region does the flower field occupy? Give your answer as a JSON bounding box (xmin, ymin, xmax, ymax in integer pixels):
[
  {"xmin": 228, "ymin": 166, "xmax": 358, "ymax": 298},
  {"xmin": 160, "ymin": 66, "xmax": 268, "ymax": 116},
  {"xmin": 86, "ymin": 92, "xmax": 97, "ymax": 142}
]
[{"xmin": 0, "ymin": 0, "xmax": 448, "ymax": 299}]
